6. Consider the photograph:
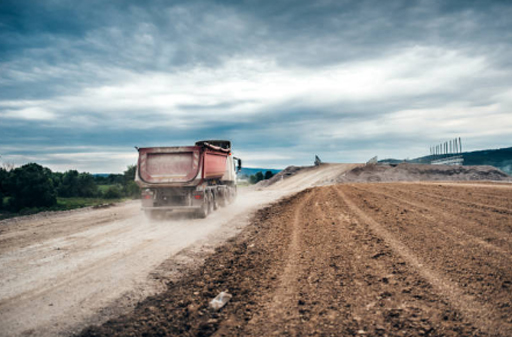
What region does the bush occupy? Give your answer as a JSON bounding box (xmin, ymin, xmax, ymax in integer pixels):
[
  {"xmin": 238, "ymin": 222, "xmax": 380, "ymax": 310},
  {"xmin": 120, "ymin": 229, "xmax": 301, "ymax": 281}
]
[
  {"xmin": 103, "ymin": 185, "xmax": 123, "ymax": 199},
  {"xmin": 123, "ymin": 165, "xmax": 139, "ymax": 198},
  {"xmin": 0, "ymin": 168, "xmax": 7, "ymax": 209},
  {"xmin": 265, "ymin": 170, "xmax": 275, "ymax": 180},
  {"xmin": 249, "ymin": 171, "xmax": 266, "ymax": 184},
  {"xmin": 5, "ymin": 163, "xmax": 57, "ymax": 211},
  {"xmin": 57, "ymin": 170, "xmax": 99, "ymax": 197}
]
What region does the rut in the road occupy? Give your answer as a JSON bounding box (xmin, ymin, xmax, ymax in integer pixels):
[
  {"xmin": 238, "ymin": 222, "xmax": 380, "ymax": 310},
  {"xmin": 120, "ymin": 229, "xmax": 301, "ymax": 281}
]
[{"xmin": 80, "ymin": 183, "xmax": 512, "ymax": 337}]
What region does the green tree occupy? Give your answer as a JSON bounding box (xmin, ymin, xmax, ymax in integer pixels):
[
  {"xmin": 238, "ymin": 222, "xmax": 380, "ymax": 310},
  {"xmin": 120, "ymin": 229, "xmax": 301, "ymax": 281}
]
[
  {"xmin": 5, "ymin": 163, "xmax": 57, "ymax": 211},
  {"xmin": 106, "ymin": 174, "xmax": 124, "ymax": 185},
  {"xmin": 57, "ymin": 170, "xmax": 98, "ymax": 197},
  {"xmin": 57, "ymin": 170, "xmax": 79, "ymax": 197},
  {"xmin": 249, "ymin": 171, "xmax": 265, "ymax": 184},
  {"xmin": 264, "ymin": 170, "xmax": 274, "ymax": 180},
  {"xmin": 77, "ymin": 173, "xmax": 99, "ymax": 197},
  {"xmin": 0, "ymin": 167, "xmax": 6, "ymax": 209},
  {"xmin": 249, "ymin": 174, "xmax": 257, "ymax": 184},
  {"xmin": 122, "ymin": 165, "xmax": 139, "ymax": 198},
  {"xmin": 103, "ymin": 185, "xmax": 123, "ymax": 199}
]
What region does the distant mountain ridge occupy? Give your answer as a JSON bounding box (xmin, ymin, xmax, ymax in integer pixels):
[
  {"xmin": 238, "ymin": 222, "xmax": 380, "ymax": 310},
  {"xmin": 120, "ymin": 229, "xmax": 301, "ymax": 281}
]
[{"xmin": 379, "ymin": 147, "xmax": 512, "ymax": 175}]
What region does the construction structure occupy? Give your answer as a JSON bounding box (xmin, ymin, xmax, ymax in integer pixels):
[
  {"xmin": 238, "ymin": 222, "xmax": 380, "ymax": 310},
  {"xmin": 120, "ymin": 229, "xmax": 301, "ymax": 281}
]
[
  {"xmin": 430, "ymin": 137, "xmax": 464, "ymax": 166},
  {"xmin": 366, "ymin": 156, "xmax": 378, "ymax": 165}
]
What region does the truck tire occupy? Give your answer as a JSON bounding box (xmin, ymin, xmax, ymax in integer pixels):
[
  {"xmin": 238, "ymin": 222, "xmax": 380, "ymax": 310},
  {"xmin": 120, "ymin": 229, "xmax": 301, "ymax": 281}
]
[
  {"xmin": 208, "ymin": 191, "xmax": 215, "ymax": 213},
  {"xmin": 227, "ymin": 187, "xmax": 236, "ymax": 204},
  {"xmin": 197, "ymin": 202, "xmax": 209, "ymax": 218},
  {"xmin": 212, "ymin": 190, "xmax": 219, "ymax": 210},
  {"xmin": 197, "ymin": 193, "xmax": 211, "ymax": 218},
  {"xmin": 218, "ymin": 188, "xmax": 227, "ymax": 207}
]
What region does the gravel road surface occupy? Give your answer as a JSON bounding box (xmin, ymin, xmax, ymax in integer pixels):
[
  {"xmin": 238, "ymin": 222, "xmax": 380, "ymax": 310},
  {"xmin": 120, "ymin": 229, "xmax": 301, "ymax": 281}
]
[{"xmin": 0, "ymin": 189, "xmax": 287, "ymax": 337}]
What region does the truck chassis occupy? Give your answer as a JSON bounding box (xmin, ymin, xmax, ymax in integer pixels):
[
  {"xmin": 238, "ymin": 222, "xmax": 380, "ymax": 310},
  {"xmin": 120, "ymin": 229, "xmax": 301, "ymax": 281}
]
[{"xmin": 140, "ymin": 183, "xmax": 237, "ymax": 219}]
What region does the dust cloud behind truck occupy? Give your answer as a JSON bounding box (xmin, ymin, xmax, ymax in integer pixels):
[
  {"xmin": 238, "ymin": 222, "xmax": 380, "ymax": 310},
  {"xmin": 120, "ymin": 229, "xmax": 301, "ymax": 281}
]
[{"xmin": 135, "ymin": 140, "xmax": 242, "ymax": 218}]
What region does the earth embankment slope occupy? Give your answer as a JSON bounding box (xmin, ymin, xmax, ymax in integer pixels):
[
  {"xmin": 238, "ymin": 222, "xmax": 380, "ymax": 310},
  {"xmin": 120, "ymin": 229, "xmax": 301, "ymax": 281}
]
[
  {"xmin": 336, "ymin": 163, "xmax": 511, "ymax": 183},
  {"xmin": 262, "ymin": 162, "xmax": 511, "ymax": 187},
  {"xmin": 80, "ymin": 181, "xmax": 512, "ymax": 337}
]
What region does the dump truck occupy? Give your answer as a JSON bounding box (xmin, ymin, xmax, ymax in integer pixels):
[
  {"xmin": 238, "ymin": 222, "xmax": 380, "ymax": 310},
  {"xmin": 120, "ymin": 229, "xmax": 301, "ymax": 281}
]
[{"xmin": 134, "ymin": 140, "xmax": 242, "ymax": 218}]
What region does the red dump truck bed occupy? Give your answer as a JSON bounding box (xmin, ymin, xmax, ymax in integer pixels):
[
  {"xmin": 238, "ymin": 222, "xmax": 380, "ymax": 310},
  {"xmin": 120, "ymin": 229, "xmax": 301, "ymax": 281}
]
[{"xmin": 137, "ymin": 145, "xmax": 229, "ymax": 185}]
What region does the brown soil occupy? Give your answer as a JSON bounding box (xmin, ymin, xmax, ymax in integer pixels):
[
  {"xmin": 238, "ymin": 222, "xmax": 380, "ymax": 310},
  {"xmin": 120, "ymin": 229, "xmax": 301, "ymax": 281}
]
[
  {"xmin": 79, "ymin": 182, "xmax": 512, "ymax": 336},
  {"xmin": 336, "ymin": 163, "xmax": 511, "ymax": 183},
  {"xmin": 262, "ymin": 163, "xmax": 511, "ymax": 188}
]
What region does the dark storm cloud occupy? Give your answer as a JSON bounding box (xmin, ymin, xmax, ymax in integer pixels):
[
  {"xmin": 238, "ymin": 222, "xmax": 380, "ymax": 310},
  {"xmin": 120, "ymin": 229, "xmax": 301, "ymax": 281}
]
[{"xmin": 1, "ymin": 0, "xmax": 512, "ymax": 171}]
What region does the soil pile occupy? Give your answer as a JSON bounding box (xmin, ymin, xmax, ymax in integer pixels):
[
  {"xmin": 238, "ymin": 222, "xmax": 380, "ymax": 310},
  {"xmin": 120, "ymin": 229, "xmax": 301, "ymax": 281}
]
[
  {"xmin": 256, "ymin": 166, "xmax": 305, "ymax": 187},
  {"xmin": 334, "ymin": 163, "xmax": 511, "ymax": 183},
  {"xmin": 79, "ymin": 182, "xmax": 512, "ymax": 336},
  {"xmin": 259, "ymin": 163, "xmax": 510, "ymax": 190}
]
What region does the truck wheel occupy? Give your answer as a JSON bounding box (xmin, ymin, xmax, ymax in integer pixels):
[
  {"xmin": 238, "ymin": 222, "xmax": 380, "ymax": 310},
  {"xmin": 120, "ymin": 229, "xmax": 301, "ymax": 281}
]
[
  {"xmin": 218, "ymin": 189, "xmax": 227, "ymax": 207},
  {"xmin": 208, "ymin": 192, "xmax": 215, "ymax": 213},
  {"xmin": 227, "ymin": 187, "xmax": 236, "ymax": 204},
  {"xmin": 197, "ymin": 199, "xmax": 209, "ymax": 218},
  {"xmin": 212, "ymin": 190, "xmax": 219, "ymax": 210}
]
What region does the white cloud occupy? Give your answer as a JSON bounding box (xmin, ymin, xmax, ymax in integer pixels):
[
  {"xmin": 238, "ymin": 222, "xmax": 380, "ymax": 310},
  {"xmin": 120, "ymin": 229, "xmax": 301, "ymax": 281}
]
[
  {"xmin": 0, "ymin": 46, "xmax": 499, "ymax": 127},
  {"xmin": 1, "ymin": 107, "xmax": 56, "ymax": 120}
]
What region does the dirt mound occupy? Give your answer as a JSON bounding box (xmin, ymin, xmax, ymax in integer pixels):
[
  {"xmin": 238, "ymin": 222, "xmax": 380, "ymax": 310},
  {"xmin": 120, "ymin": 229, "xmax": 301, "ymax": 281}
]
[
  {"xmin": 259, "ymin": 163, "xmax": 361, "ymax": 191},
  {"xmin": 256, "ymin": 166, "xmax": 306, "ymax": 187},
  {"xmin": 335, "ymin": 163, "xmax": 511, "ymax": 183}
]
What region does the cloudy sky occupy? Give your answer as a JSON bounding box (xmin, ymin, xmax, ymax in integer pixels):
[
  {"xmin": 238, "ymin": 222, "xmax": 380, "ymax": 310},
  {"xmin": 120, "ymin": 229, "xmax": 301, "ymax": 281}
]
[{"xmin": 1, "ymin": 0, "xmax": 511, "ymax": 172}]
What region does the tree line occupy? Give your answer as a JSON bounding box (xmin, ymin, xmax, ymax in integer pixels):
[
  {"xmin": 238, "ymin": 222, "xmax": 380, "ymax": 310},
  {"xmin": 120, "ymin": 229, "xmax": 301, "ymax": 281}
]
[
  {"xmin": 248, "ymin": 170, "xmax": 275, "ymax": 184},
  {"xmin": 0, "ymin": 163, "xmax": 138, "ymax": 212}
]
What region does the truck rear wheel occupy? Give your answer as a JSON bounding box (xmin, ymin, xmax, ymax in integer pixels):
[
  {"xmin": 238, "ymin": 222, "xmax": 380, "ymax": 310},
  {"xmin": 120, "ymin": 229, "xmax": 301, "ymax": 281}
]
[
  {"xmin": 218, "ymin": 188, "xmax": 227, "ymax": 207},
  {"xmin": 212, "ymin": 190, "xmax": 219, "ymax": 210},
  {"xmin": 208, "ymin": 191, "xmax": 215, "ymax": 213},
  {"xmin": 197, "ymin": 193, "xmax": 211, "ymax": 218}
]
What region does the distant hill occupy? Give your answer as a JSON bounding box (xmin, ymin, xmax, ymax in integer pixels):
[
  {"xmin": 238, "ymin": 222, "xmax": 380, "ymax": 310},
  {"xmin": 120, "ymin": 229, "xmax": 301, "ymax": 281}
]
[{"xmin": 380, "ymin": 147, "xmax": 512, "ymax": 175}]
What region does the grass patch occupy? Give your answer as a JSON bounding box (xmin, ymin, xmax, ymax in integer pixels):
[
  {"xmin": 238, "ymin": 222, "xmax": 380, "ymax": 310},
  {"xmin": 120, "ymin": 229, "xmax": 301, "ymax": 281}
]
[
  {"xmin": 98, "ymin": 184, "xmax": 114, "ymax": 193},
  {"xmin": 56, "ymin": 197, "xmax": 128, "ymax": 210}
]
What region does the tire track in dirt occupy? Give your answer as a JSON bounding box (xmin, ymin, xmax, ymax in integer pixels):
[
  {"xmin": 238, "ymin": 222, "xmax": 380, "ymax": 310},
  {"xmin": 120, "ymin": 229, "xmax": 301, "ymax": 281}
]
[
  {"xmin": 395, "ymin": 184, "xmax": 512, "ymax": 216},
  {"xmin": 350, "ymin": 184, "xmax": 512, "ymax": 257},
  {"xmin": 247, "ymin": 189, "xmax": 314, "ymax": 335},
  {"xmin": 374, "ymin": 183, "xmax": 512, "ymax": 238},
  {"xmin": 346, "ymin": 184, "xmax": 512, "ymax": 313},
  {"xmin": 336, "ymin": 185, "xmax": 512, "ymax": 336}
]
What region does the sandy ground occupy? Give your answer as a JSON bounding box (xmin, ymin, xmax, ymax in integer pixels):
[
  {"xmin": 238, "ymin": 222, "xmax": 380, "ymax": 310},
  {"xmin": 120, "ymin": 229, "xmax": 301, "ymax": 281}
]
[
  {"xmin": 0, "ymin": 164, "xmax": 358, "ymax": 337},
  {"xmin": 80, "ymin": 181, "xmax": 512, "ymax": 336}
]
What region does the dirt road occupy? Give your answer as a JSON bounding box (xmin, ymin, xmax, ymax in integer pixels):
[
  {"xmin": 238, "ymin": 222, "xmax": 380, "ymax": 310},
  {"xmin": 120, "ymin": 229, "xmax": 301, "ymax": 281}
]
[
  {"xmin": 80, "ymin": 182, "xmax": 512, "ymax": 336},
  {"xmin": 0, "ymin": 188, "xmax": 297, "ymax": 337}
]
